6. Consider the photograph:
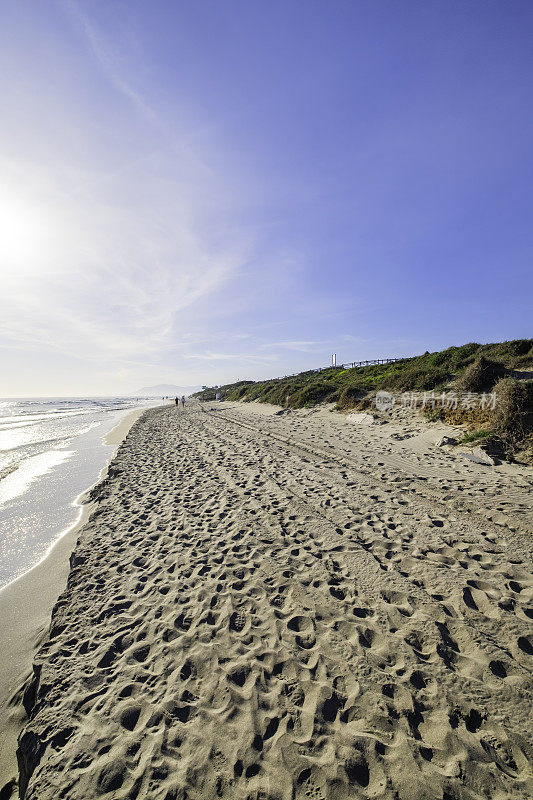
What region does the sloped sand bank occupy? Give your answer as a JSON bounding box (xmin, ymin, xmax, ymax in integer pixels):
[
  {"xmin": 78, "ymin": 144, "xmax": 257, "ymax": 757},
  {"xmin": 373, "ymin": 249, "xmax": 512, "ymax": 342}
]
[{"xmin": 14, "ymin": 403, "xmax": 533, "ymax": 799}]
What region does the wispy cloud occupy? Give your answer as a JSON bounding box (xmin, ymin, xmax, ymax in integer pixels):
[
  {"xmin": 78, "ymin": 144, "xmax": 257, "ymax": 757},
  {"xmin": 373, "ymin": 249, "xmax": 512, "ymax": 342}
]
[
  {"xmin": 183, "ymin": 351, "xmax": 276, "ymax": 362},
  {"xmin": 262, "ymin": 340, "xmax": 328, "ymax": 352},
  {"xmin": 61, "ymin": 0, "xmax": 160, "ymax": 127},
  {"xmin": 0, "ymin": 154, "xmax": 245, "ymax": 363},
  {"xmin": 0, "ymin": 0, "xmax": 252, "ymax": 380}
]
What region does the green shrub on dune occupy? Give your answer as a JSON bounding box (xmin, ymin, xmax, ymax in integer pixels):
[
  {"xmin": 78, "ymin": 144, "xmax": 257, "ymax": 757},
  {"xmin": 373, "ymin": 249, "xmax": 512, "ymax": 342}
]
[
  {"xmin": 196, "ymin": 338, "xmax": 532, "ymax": 413},
  {"xmin": 456, "ymin": 356, "xmax": 506, "ymax": 393},
  {"xmin": 287, "ymin": 382, "xmax": 338, "ymax": 408},
  {"xmin": 336, "ymin": 385, "xmax": 366, "ymax": 410},
  {"xmin": 382, "ymin": 366, "xmax": 452, "ymax": 392},
  {"xmin": 492, "ymin": 378, "xmax": 533, "ymax": 442}
]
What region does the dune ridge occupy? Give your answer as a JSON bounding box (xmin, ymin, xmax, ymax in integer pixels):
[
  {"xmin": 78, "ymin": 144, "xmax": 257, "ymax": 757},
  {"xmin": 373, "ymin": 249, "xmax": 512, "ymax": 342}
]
[{"xmin": 15, "ymin": 403, "xmax": 532, "ymax": 799}]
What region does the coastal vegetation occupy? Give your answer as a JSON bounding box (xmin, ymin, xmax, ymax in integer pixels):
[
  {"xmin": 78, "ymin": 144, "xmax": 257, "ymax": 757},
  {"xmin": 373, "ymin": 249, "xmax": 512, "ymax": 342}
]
[
  {"xmin": 195, "ymin": 339, "xmax": 531, "ymax": 407},
  {"xmin": 195, "ymin": 338, "xmax": 533, "ymax": 460}
]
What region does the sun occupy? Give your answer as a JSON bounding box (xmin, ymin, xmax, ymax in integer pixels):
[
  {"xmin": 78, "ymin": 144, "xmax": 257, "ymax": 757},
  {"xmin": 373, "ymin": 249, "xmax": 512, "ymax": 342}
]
[{"xmin": 0, "ymin": 190, "xmax": 58, "ymax": 278}]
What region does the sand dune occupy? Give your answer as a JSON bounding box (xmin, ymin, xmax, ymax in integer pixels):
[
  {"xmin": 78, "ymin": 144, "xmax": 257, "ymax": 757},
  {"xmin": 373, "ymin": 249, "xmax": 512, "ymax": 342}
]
[{"xmin": 14, "ymin": 403, "xmax": 533, "ymax": 799}]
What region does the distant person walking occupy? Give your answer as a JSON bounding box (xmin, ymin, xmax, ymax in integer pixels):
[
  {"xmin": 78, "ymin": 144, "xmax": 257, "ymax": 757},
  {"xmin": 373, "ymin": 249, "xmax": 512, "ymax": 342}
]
[
  {"xmin": 174, "ymin": 397, "xmax": 179, "ymax": 406},
  {"xmin": 181, "ymin": 395, "xmax": 186, "ymax": 409}
]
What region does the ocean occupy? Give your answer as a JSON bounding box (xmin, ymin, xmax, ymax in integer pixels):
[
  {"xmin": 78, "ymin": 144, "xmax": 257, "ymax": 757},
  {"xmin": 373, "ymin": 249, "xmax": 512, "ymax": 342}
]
[{"xmin": 0, "ymin": 396, "xmax": 160, "ymax": 589}]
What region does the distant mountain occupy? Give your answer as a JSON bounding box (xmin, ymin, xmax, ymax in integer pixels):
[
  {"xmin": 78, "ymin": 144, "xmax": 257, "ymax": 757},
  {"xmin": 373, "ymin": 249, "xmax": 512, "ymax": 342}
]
[{"xmin": 132, "ymin": 384, "xmax": 202, "ymax": 397}]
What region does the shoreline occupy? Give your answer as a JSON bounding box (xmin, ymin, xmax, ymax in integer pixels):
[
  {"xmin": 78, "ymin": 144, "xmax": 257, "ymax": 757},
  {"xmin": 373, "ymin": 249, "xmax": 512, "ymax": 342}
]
[{"xmin": 0, "ymin": 406, "xmax": 151, "ymax": 791}]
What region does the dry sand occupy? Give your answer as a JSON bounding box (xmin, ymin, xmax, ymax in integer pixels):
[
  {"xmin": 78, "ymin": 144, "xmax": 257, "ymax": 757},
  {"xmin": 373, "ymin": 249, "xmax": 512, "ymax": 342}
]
[{"xmin": 6, "ymin": 402, "xmax": 533, "ymax": 799}]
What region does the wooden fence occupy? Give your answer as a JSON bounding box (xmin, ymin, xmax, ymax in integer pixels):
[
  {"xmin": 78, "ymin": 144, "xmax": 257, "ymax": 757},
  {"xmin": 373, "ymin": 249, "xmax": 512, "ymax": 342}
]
[
  {"xmin": 319, "ymin": 357, "xmax": 401, "ymax": 371},
  {"xmin": 278, "ymin": 357, "xmax": 403, "ymax": 380}
]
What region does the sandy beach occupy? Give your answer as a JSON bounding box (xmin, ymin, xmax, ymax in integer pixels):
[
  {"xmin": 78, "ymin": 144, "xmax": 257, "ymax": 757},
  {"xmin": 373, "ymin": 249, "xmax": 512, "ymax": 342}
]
[
  {"xmin": 4, "ymin": 401, "xmax": 532, "ymax": 799},
  {"xmin": 0, "ymin": 407, "xmax": 149, "ymax": 796}
]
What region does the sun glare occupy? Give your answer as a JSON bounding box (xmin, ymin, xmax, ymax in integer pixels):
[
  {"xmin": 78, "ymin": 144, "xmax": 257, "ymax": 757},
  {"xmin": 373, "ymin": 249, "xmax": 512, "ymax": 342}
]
[{"xmin": 0, "ymin": 193, "xmax": 58, "ymax": 277}]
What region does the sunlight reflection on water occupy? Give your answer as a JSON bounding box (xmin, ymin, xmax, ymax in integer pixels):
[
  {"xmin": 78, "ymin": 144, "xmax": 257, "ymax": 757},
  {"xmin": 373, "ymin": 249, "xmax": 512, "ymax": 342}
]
[{"xmin": 0, "ymin": 450, "xmax": 74, "ymax": 506}]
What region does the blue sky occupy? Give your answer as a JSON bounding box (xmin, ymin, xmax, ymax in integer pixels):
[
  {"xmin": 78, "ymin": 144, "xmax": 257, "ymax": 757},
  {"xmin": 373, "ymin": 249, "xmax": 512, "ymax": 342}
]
[{"xmin": 0, "ymin": 0, "xmax": 531, "ymax": 395}]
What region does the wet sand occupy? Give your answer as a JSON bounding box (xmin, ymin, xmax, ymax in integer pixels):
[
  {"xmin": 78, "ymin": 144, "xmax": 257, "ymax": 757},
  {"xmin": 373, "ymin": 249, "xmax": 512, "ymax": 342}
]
[{"xmin": 8, "ymin": 402, "xmax": 533, "ymax": 799}]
